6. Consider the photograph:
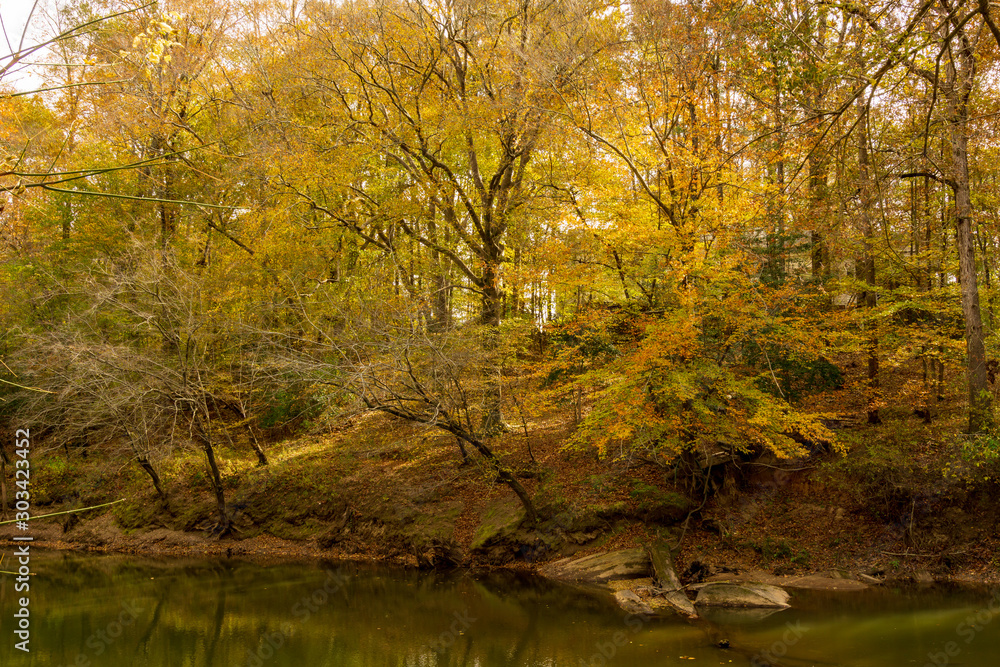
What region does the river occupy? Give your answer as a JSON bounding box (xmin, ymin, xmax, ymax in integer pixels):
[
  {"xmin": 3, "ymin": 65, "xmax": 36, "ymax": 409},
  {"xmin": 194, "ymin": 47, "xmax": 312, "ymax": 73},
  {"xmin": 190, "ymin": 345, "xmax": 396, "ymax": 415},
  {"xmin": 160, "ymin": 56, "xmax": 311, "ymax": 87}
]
[{"xmin": 1, "ymin": 551, "xmax": 997, "ymax": 666}]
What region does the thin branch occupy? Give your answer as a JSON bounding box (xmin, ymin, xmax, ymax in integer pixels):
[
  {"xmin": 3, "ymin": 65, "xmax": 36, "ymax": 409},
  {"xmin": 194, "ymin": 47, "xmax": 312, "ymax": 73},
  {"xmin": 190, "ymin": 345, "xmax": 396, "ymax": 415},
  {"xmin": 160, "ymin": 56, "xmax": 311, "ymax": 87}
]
[{"xmin": 39, "ymin": 185, "xmax": 240, "ymax": 209}]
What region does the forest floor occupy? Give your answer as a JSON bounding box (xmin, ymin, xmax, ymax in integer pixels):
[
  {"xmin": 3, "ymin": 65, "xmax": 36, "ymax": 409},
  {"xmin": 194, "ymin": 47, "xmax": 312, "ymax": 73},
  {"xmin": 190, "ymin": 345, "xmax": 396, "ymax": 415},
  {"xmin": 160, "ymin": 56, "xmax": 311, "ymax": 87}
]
[{"xmin": 4, "ymin": 359, "xmax": 1000, "ymax": 585}]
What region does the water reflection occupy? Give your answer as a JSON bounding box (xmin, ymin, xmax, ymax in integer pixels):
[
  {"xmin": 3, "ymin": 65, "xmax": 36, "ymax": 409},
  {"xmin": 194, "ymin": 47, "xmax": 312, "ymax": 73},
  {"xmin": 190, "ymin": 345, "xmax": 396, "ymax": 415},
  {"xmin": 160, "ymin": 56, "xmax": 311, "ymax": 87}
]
[{"xmin": 0, "ymin": 551, "xmax": 998, "ymax": 666}]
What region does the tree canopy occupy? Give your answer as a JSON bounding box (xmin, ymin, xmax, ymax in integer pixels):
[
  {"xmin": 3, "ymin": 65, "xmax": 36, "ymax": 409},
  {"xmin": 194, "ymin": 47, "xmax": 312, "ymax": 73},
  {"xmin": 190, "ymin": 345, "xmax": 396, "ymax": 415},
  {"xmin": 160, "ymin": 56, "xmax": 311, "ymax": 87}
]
[{"xmin": 4, "ymin": 0, "xmax": 1000, "ymax": 528}]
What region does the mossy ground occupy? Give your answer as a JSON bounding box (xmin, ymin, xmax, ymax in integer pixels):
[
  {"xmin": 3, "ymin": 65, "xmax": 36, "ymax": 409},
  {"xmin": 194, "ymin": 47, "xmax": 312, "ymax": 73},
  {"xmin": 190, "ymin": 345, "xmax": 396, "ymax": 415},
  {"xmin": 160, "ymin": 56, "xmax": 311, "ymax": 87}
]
[{"xmin": 6, "ymin": 359, "xmax": 1000, "ymax": 583}]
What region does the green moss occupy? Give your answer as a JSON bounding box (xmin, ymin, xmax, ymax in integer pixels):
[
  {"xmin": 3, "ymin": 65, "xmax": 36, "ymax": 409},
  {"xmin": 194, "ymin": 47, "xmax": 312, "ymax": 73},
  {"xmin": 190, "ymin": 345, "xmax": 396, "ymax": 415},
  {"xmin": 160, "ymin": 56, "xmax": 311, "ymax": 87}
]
[
  {"xmin": 471, "ymin": 499, "xmax": 524, "ymax": 550},
  {"xmin": 628, "ymin": 478, "xmax": 692, "ymax": 523},
  {"xmin": 113, "ymin": 499, "xmax": 163, "ymax": 531},
  {"xmin": 30, "ymin": 455, "xmax": 83, "ymax": 504},
  {"xmin": 744, "ymin": 536, "xmax": 810, "ymax": 567},
  {"xmin": 592, "ymin": 500, "xmax": 628, "ymax": 519},
  {"xmin": 402, "ymin": 502, "xmax": 463, "ymax": 547},
  {"xmin": 266, "ymin": 517, "xmax": 330, "ymax": 540}
]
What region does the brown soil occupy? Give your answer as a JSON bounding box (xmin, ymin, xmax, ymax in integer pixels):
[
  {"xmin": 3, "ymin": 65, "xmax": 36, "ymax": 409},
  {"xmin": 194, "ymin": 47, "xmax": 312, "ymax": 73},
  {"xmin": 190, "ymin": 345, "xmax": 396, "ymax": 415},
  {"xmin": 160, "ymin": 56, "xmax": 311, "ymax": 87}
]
[{"xmin": 4, "ymin": 380, "xmax": 999, "ymax": 585}]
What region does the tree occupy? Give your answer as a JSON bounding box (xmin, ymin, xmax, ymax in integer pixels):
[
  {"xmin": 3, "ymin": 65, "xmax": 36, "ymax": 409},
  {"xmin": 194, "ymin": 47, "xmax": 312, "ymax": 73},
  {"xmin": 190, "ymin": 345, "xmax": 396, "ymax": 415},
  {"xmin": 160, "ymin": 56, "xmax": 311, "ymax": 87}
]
[
  {"xmin": 855, "ymin": 102, "xmax": 881, "ymax": 424},
  {"xmin": 564, "ymin": 0, "xmax": 742, "ymax": 301},
  {"xmin": 259, "ymin": 271, "xmax": 541, "ymax": 522},
  {"xmin": 260, "ymin": 0, "xmax": 605, "ymax": 432},
  {"xmin": 835, "ymin": 0, "xmax": 995, "ymax": 431},
  {"xmin": 270, "ymin": 0, "xmax": 601, "ymax": 322},
  {"xmin": 10, "ymin": 242, "xmax": 255, "ymax": 533},
  {"xmin": 2, "ymin": 2, "xmax": 165, "ymax": 201}
]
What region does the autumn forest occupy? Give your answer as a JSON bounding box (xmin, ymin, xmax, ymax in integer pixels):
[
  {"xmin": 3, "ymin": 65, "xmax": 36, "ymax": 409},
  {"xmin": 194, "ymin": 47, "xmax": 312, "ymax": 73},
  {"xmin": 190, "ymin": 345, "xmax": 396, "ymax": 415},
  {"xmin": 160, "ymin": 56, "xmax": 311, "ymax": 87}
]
[{"xmin": 3, "ymin": 0, "xmax": 1000, "ymax": 559}]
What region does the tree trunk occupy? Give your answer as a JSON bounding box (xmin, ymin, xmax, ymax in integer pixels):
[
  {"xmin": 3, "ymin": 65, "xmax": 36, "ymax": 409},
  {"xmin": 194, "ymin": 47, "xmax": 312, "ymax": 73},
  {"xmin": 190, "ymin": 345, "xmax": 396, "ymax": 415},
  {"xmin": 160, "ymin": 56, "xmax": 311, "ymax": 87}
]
[
  {"xmin": 153, "ymin": 134, "xmax": 178, "ymax": 247},
  {"xmin": 61, "ymin": 199, "xmax": 72, "ymax": 240},
  {"xmin": 426, "ymin": 202, "xmax": 452, "ymax": 332},
  {"xmin": 480, "ymin": 258, "xmax": 504, "ymax": 327},
  {"xmin": 195, "ymin": 412, "xmax": 231, "ymax": 535},
  {"xmin": 236, "ymin": 402, "xmax": 269, "ymax": 466},
  {"xmin": 454, "ymin": 435, "xmax": 471, "ymax": 465},
  {"xmin": 946, "ymin": 57, "xmax": 992, "ymax": 432},
  {"xmin": 648, "ymin": 542, "xmax": 698, "ymax": 617},
  {"xmin": 807, "ymin": 8, "xmax": 829, "ymax": 284},
  {"xmin": 437, "ymin": 416, "xmax": 534, "ymax": 522},
  {"xmin": 480, "ymin": 252, "xmax": 508, "ymax": 434},
  {"xmin": 203, "ymin": 439, "xmax": 230, "ymax": 534},
  {"xmin": 954, "ymin": 177, "xmax": 991, "ymax": 431},
  {"xmin": 248, "ymin": 430, "xmax": 269, "ymax": 467},
  {"xmin": 857, "ymin": 108, "xmax": 881, "ymax": 425},
  {"xmin": 138, "ymin": 457, "xmax": 167, "ymax": 502},
  {"xmin": 124, "ymin": 433, "xmax": 167, "ymax": 502}
]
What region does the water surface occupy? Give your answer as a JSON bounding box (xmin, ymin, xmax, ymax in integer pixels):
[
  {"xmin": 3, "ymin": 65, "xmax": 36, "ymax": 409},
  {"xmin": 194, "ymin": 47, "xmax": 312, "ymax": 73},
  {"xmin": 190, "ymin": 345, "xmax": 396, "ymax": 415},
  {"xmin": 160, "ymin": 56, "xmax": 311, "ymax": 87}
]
[{"xmin": 1, "ymin": 551, "xmax": 998, "ymax": 666}]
